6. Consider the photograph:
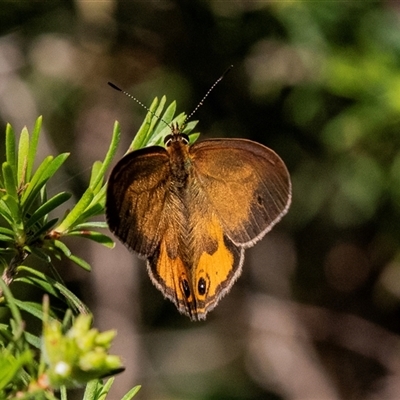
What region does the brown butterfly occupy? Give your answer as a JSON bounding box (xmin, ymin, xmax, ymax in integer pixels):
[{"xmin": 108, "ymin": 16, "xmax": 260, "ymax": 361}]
[{"xmin": 106, "ymin": 122, "xmax": 291, "ymax": 320}]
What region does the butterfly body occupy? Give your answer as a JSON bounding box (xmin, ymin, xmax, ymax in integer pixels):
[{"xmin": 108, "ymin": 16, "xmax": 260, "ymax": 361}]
[{"xmin": 106, "ymin": 128, "xmax": 291, "ymax": 320}]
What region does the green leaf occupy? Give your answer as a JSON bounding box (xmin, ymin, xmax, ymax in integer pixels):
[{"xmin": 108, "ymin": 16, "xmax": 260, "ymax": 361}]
[
  {"xmin": 90, "ymin": 122, "xmax": 121, "ymax": 192},
  {"xmin": 55, "ymin": 280, "xmax": 90, "ymax": 313},
  {"xmin": 126, "ymin": 96, "xmax": 201, "ymax": 151},
  {"xmin": 30, "ymin": 218, "xmax": 59, "ymax": 241},
  {"xmin": 5, "ymin": 124, "xmax": 16, "ymax": 177},
  {"xmin": 89, "ymin": 161, "xmax": 104, "ymax": 193},
  {"xmin": 0, "ymin": 227, "xmax": 15, "ymax": 243},
  {"xmin": 28, "ymin": 246, "xmax": 51, "ymax": 263},
  {"xmin": 91, "ymin": 183, "xmax": 107, "ymax": 207},
  {"xmin": 13, "ymin": 299, "xmax": 45, "ymax": 321},
  {"xmin": 17, "ymin": 127, "xmax": 29, "ymax": 187},
  {"xmin": 0, "ymin": 201, "xmax": 14, "ymax": 226},
  {"xmin": 25, "ymin": 192, "xmax": 71, "ymax": 229},
  {"xmin": 151, "ymin": 96, "xmax": 169, "ymax": 128},
  {"xmin": 16, "ymin": 275, "xmax": 60, "ymax": 299},
  {"xmin": 55, "ymin": 188, "xmax": 94, "ymax": 233},
  {"xmin": 21, "ymin": 153, "xmax": 69, "ymax": 214},
  {"xmin": 53, "ymin": 239, "xmax": 71, "ymax": 257},
  {"xmin": 130, "ymin": 96, "xmax": 162, "ymax": 150},
  {"xmin": 2, "ymin": 195, "xmax": 20, "ymax": 221},
  {"xmin": 72, "ymin": 221, "xmax": 109, "ymax": 230},
  {"xmin": 67, "ymin": 231, "xmax": 115, "ymax": 248},
  {"xmin": 24, "ymin": 330, "xmax": 41, "ymax": 349},
  {"xmin": 97, "ymin": 378, "xmax": 115, "ymax": 399},
  {"xmin": 144, "ymin": 98, "xmax": 175, "ymax": 147},
  {"xmin": 1, "ymin": 195, "xmax": 19, "ymax": 221},
  {"xmin": 0, "ymin": 233, "xmax": 15, "ymax": 242},
  {"xmin": 182, "ymin": 120, "xmax": 198, "ymax": 134},
  {"xmin": 67, "ymin": 254, "xmax": 91, "ymax": 271},
  {"xmin": 0, "ymin": 279, "xmax": 23, "ymax": 333},
  {"xmin": 2, "ymin": 162, "xmax": 18, "ymax": 201},
  {"xmin": 152, "ymin": 99, "xmax": 176, "ymax": 136},
  {"xmin": 52, "ymin": 240, "xmax": 92, "ymax": 271},
  {"xmin": 83, "ymin": 379, "xmax": 102, "ymax": 400},
  {"xmin": 103, "ymin": 121, "xmax": 121, "ymax": 172},
  {"xmin": 0, "ymin": 349, "xmax": 32, "ymax": 390},
  {"xmin": 17, "ymin": 266, "xmax": 89, "ymax": 314},
  {"xmin": 0, "ymin": 227, "xmax": 16, "ymax": 237},
  {"xmin": 20, "ymin": 155, "xmax": 52, "ymax": 203},
  {"xmin": 60, "ymin": 386, "xmax": 67, "ymax": 400},
  {"xmin": 1, "ymin": 195, "xmax": 23, "ymax": 235},
  {"xmin": 26, "ymin": 116, "xmax": 42, "ymax": 182},
  {"xmin": 121, "ymin": 385, "xmax": 142, "ymax": 400},
  {"xmin": 76, "ymin": 202, "xmax": 104, "ymax": 221},
  {"xmin": 188, "ymin": 132, "xmax": 200, "ymax": 145}
]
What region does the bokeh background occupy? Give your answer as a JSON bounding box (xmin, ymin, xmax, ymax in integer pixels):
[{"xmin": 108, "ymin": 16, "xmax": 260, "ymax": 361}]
[{"xmin": 2, "ymin": 1, "xmax": 400, "ymax": 399}]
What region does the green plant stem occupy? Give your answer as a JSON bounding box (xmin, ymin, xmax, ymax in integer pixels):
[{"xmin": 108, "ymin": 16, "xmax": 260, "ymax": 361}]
[{"xmin": 0, "ymin": 249, "xmax": 28, "ymax": 296}]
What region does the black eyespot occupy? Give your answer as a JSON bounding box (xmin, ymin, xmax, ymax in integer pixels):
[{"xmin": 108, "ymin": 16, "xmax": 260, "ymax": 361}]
[
  {"xmin": 181, "ymin": 279, "xmax": 191, "ymax": 299},
  {"xmin": 257, "ymin": 194, "xmax": 263, "ymax": 206},
  {"xmin": 198, "ymin": 277, "xmax": 207, "ymax": 295}
]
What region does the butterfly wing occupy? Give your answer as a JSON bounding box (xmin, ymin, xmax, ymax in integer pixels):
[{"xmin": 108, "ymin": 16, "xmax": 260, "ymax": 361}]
[
  {"xmin": 146, "ymin": 192, "xmax": 244, "ymax": 320},
  {"xmin": 107, "ymin": 145, "xmax": 200, "ymax": 317},
  {"xmin": 106, "ymin": 137, "xmax": 291, "ymax": 320},
  {"xmin": 190, "ymin": 138, "xmax": 292, "ymax": 246},
  {"xmin": 188, "ymin": 210, "xmax": 244, "ymax": 319},
  {"xmin": 106, "ymin": 146, "xmax": 171, "ymax": 257}
]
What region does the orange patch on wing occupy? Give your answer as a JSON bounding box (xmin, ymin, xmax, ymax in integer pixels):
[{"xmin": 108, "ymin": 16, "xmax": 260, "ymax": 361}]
[
  {"xmin": 156, "ymin": 239, "xmax": 192, "ymax": 304},
  {"xmin": 195, "ymin": 216, "xmax": 234, "ymax": 310}
]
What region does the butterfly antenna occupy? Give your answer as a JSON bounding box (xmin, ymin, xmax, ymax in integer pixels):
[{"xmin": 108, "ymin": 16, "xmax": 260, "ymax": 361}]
[
  {"xmin": 184, "ymin": 65, "xmax": 233, "ymax": 124},
  {"xmin": 108, "ymin": 82, "xmax": 171, "ymax": 128},
  {"xmin": 109, "ymin": 65, "xmax": 233, "ymax": 131}
]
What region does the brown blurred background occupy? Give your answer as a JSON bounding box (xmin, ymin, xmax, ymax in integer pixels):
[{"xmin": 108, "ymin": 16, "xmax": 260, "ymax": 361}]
[{"xmin": 2, "ymin": 1, "xmax": 400, "ymax": 399}]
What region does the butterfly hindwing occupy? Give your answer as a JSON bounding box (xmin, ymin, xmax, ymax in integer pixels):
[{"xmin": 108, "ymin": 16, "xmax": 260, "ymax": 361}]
[{"xmin": 146, "ymin": 179, "xmax": 244, "ymax": 320}]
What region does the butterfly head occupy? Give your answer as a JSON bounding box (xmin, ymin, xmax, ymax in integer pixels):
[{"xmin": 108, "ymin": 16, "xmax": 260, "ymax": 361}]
[{"xmin": 164, "ymin": 123, "xmax": 190, "ymax": 148}]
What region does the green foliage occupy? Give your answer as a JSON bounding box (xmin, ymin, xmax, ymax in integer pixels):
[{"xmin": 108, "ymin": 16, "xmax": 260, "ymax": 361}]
[
  {"xmin": 42, "ymin": 311, "xmax": 123, "ymax": 388},
  {"xmin": 271, "ymin": 3, "xmax": 400, "ymax": 229},
  {"xmin": 129, "ymin": 95, "xmax": 199, "ymax": 151},
  {"xmin": 0, "ymin": 121, "xmax": 112, "ymax": 397},
  {"xmin": 0, "ymin": 97, "xmax": 195, "ymax": 399},
  {"xmin": 0, "ymin": 116, "xmax": 117, "ymax": 280}
]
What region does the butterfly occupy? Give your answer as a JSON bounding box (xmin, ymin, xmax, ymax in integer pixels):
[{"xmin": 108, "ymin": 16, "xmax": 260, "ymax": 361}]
[{"xmin": 106, "ymin": 121, "xmax": 291, "ymax": 320}]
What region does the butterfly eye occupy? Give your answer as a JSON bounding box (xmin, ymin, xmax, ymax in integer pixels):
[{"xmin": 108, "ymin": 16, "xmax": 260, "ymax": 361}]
[
  {"xmin": 164, "ymin": 132, "xmax": 190, "ymax": 147},
  {"xmin": 198, "ymin": 277, "xmax": 207, "ymax": 296},
  {"xmin": 164, "ymin": 134, "xmax": 173, "ymax": 146},
  {"xmin": 180, "ymin": 133, "xmax": 189, "ymax": 144},
  {"xmin": 181, "ymin": 279, "xmax": 191, "ymax": 299}
]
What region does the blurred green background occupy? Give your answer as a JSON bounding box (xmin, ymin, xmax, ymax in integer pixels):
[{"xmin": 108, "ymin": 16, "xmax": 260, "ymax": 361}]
[{"xmin": 2, "ymin": 1, "xmax": 400, "ymax": 399}]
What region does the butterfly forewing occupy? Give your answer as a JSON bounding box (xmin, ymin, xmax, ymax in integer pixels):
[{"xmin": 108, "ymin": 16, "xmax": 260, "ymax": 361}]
[
  {"xmin": 190, "ymin": 139, "xmax": 291, "ymax": 246},
  {"xmin": 106, "ymin": 146, "xmax": 171, "ymax": 257}
]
